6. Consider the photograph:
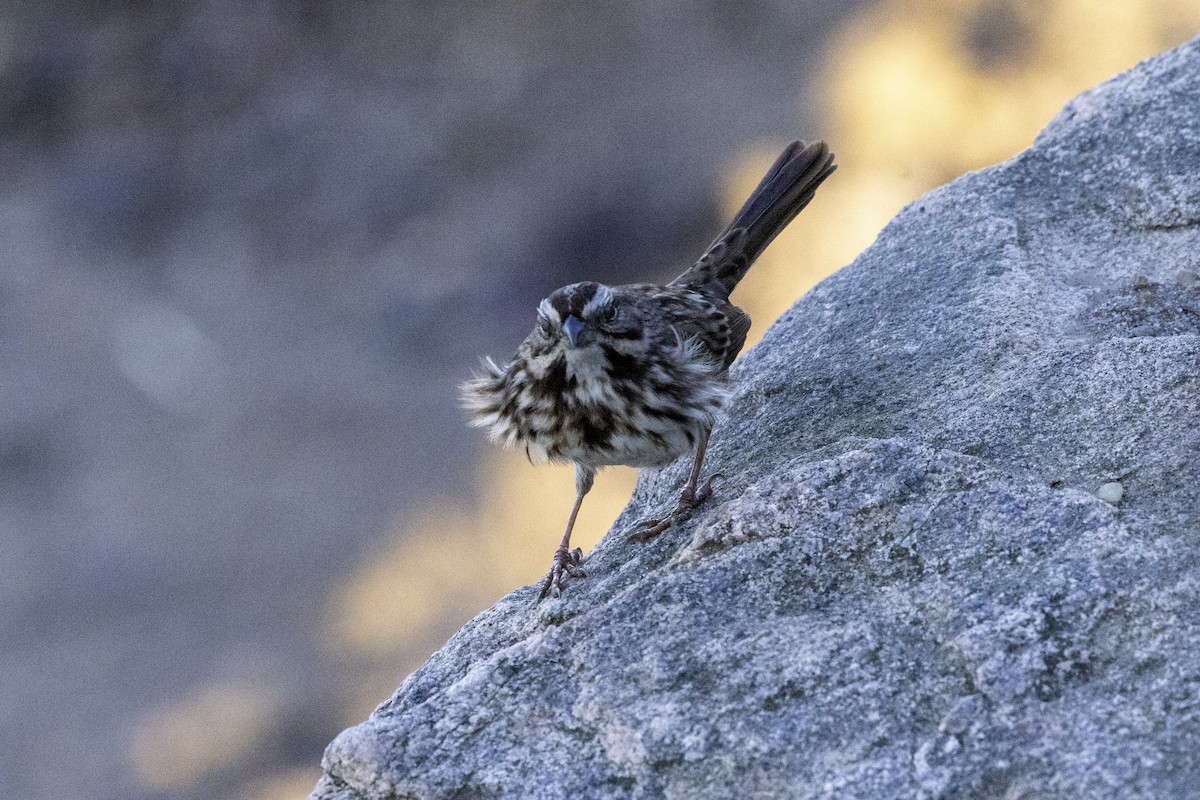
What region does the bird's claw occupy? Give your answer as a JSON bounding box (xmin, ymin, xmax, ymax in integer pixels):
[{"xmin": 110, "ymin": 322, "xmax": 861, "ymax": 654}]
[
  {"xmin": 537, "ymin": 546, "xmax": 586, "ymax": 601},
  {"xmin": 694, "ymin": 472, "xmax": 724, "ymax": 503},
  {"xmin": 631, "ymin": 473, "xmax": 724, "ymax": 540}
]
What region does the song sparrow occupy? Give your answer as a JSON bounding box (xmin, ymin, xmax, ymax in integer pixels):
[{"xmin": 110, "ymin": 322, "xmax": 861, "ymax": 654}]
[{"xmin": 462, "ymin": 140, "xmax": 836, "ymax": 599}]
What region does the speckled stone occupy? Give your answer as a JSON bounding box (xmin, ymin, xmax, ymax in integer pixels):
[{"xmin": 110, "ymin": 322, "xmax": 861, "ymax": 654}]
[{"xmin": 313, "ymin": 35, "xmax": 1200, "ymax": 800}]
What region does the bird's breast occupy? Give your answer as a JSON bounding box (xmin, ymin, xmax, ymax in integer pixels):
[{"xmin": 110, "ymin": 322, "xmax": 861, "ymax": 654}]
[{"xmin": 510, "ymin": 343, "xmax": 727, "ymax": 468}]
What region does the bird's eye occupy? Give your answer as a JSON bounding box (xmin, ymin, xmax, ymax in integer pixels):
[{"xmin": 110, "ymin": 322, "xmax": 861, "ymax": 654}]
[
  {"xmin": 597, "ymin": 304, "xmax": 617, "ymax": 324},
  {"xmin": 537, "ymin": 317, "xmax": 555, "ymax": 337}
]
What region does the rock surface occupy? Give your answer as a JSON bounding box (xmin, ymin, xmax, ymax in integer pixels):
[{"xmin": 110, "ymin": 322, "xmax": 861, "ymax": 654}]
[{"xmin": 313, "ymin": 38, "xmax": 1200, "ymax": 800}]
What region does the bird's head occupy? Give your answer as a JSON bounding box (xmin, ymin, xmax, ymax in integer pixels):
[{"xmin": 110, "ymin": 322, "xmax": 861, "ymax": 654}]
[{"xmin": 535, "ymin": 281, "xmax": 625, "ymax": 349}]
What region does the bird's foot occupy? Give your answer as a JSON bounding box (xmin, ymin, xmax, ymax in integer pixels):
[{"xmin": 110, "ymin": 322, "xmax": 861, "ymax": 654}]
[
  {"xmin": 537, "ymin": 545, "xmax": 586, "ymax": 601},
  {"xmin": 631, "ymin": 473, "xmax": 723, "ymax": 540}
]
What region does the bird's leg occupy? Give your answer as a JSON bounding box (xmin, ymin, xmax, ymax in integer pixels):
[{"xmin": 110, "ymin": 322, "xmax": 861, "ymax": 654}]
[
  {"xmin": 538, "ymin": 464, "xmax": 594, "ymax": 600},
  {"xmin": 676, "ymin": 428, "xmax": 719, "ymax": 507},
  {"xmin": 633, "ymin": 429, "xmax": 721, "ymax": 539}
]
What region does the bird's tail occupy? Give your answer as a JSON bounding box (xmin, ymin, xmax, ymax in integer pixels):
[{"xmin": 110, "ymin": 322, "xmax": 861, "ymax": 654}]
[{"xmin": 672, "ymin": 140, "xmax": 836, "ymax": 297}]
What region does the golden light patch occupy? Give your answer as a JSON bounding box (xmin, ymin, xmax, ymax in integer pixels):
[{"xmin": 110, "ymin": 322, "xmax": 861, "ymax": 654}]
[
  {"xmin": 733, "ymin": 0, "xmax": 1200, "ymax": 346},
  {"xmin": 237, "ymin": 767, "xmax": 324, "ymax": 800},
  {"xmin": 129, "ymin": 679, "xmax": 281, "ymax": 791},
  {"xmin": 326, "ymin": 449, "xmax": 637, "ymax": 658}
]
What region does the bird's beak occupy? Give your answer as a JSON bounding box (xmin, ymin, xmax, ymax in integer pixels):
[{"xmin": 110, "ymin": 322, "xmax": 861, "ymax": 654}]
[{"xmin": 563, "ymin": 315, "xmax": 583, "ymax": 347}]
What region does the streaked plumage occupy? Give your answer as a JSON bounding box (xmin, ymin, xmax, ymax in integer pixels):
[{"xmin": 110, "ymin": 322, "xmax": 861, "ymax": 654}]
[{"xmin": 462, "ymin": 140, "xmax": 836, "ymax": 599}]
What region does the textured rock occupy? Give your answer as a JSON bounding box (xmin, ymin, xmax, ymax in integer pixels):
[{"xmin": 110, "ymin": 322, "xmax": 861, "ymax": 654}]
[{"xmin": 312, "ymin": 37, "xmax": 1200, "ymax": 800}]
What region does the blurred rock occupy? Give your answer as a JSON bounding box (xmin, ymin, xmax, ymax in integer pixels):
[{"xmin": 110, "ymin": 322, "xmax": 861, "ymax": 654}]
[{"xmin": 312, "ymin": 36, "xmax": 1200, "ymax": 799}]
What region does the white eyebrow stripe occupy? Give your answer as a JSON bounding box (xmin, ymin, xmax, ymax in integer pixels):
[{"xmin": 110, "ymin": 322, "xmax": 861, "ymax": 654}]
[
  {"xmin": 537, "ymin": 298, "xmax": 559, "ymax": 321},
  {"xmin": 583, "ymin": 284, "xmax": 613, "ymax": 314}
]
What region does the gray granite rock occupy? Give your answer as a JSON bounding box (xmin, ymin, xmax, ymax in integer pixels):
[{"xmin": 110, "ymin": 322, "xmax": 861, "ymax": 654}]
[{"xmin": 312, "ymin": 36, "xmax": 1200, "ymax": 800}]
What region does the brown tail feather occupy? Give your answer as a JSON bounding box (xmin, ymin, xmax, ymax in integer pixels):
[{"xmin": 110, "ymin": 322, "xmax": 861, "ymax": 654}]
[{"xmin": 672, "ymin": 140, "xmax": 836, "ymax": 297}]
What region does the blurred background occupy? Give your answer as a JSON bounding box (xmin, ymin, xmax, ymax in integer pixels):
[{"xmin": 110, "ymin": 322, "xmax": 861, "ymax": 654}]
[{"xmin": 0, "ymin": 1, "xmax": 1196, "ymax": 798}]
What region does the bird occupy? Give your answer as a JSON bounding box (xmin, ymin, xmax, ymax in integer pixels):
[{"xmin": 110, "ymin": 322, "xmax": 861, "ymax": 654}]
[{"xmin": 461, "ymin": 140, "xmax": 836, "ymax": 600}]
